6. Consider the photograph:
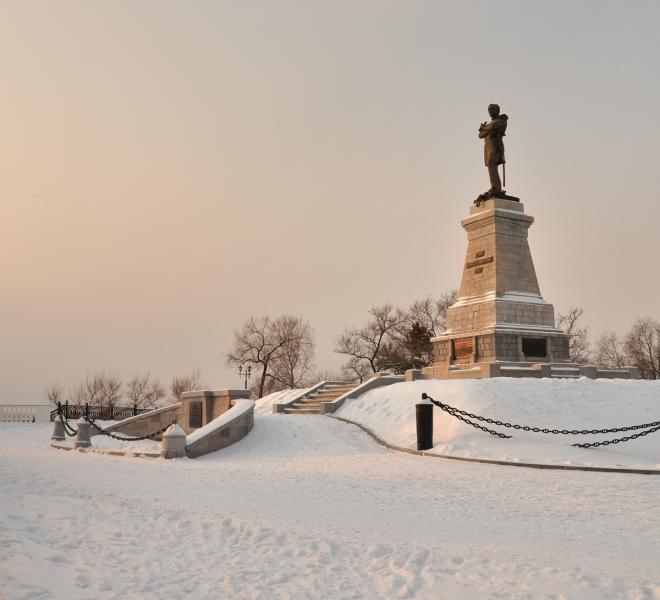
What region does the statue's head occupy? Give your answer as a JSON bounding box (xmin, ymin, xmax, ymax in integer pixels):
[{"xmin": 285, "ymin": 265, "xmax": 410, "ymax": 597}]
[{"xmin": 488, "ymin": 104, "xmax": 500, "ymax": 118}]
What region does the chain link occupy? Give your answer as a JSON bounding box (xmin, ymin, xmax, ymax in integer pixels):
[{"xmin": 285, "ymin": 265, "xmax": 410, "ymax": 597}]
[
  {"xmin": 60, "ymin": 414, "xmax": 78, "ymax": 437},
  {"xmin": 85, "ymin": 416, "xmax": 174, "ymax": 442},
  {"xmin": 425, "ymin": 396, "xmax": 511, "ymax": 439},
  {"xmin": 572, "ymin": 424, "xmax": 660, "ymax": 448},
  {"xmin": 422, "ymin": 394, "xmax": 660, "ymax": 436},
  {"xmin": 422, "ymin": 394, "xmax": 660, "ymax": 448}
]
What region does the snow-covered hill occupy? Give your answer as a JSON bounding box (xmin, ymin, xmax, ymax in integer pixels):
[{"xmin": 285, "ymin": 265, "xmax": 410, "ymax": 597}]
[{"xmin": 336, "ymin": 378, "xmax": 660, "ymax": 469}]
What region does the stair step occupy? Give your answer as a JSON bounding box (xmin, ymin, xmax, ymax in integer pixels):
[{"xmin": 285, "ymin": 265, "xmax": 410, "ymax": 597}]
[
  {"xmin": 282, "ymin": 383, "xmax": 356, "ymax": 416},
  {"xmin": 312, "ymin": 391, "xmax": 350, "ymax": 398}
]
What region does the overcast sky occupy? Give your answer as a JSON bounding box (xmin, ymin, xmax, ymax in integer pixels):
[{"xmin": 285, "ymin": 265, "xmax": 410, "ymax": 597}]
[{"xmin": 2, "ymin": 0, "xmax": 660, "ymax": 403}]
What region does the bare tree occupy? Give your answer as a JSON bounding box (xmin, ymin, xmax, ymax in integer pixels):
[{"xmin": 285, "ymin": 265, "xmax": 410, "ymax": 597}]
[
  {"xmin": 624, "ymin": 317, "xmax": 660, "ymax": 379},
  {"xmin": 557, "ymin": 307, "xmax": 590, "ymax": 364},
  {"xmin": 406, "ymin": 291, "xmax": 457, "ymax": 337},
  {"xmin": 170, "ymin": 368, "xmax": 202, "ymax": 400},
  {"xmin": 340, "ymin": 356, "xmax": 374, "ymax": 383},
  {"xmin": 45, "ymin": 382, "xmax": 65, "ymax": 406},
  {"xmin": 126, "ymin": 373, "xmax": 166, "ymax": 409},
  {"xmin": 594, "ymin": 331, "xmax": 627, "ymax": 370},
  {"xmin": 84, "ymin": 372, "xmax": 105, "ymax": 406},
  {"xmin": 335, "ymin": 304, "xmax": 407, "ymax": 376},
  {"xmin": 67, "ymin": 382, "xmax": 87, "ymax": 405},
  {"xmin": 100, "ymin": 372, "xmax": 123, "ymax": 408},
  {"xmin": 227, "ymin": 315, "xmax": 315, "ymax": 398},
  {"xmin": 268, "ymin": 319, "xmax": 315, "ymax": 390}
]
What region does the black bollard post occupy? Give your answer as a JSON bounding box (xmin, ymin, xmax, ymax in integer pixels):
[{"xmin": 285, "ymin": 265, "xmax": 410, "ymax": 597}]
[{"xmin": 416, "ymin": 395, "xmax": 433, "ymax": 451}]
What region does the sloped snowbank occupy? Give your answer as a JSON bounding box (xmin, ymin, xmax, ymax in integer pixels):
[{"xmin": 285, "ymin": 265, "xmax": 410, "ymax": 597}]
[
  {"xmin": 335, "ymin": 378, "xmax": 660, "ymax": 469},
  {"xmin": 186, "ymin": 399, "xmax": 254, "ymax": 444},
  {"xmin": 254, "ymin": 387, "xmax": 311, "ymax": 415}
]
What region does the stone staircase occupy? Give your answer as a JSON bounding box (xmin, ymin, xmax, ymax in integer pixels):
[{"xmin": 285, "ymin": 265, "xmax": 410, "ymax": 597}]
[{"xmin": 284, "ymin": 383, "xmax": 357, "ymax": 415}]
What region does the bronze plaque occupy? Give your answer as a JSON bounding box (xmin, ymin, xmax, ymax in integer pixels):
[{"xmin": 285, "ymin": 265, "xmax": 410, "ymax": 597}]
[
  {"xmin": 475, "ymin": 250, "xmax": 486, "ymax": 258},
  {"xmin": 189, "ymin": 401, "xmax": 202, "ymax": 429},
  {"xmin": 454, "ymin": 338, "xmax": 473, "ymax": 360}
]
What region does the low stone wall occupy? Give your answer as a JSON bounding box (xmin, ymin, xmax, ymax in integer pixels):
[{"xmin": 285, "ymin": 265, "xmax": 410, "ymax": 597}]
[
  {"xmin": 185, "ymin": 399, "xmax": 254, "ymax": 458},
  {"xmin": 101, "ymin": 403, "xmax": 181, "ymax": 440},
  {"xmin": 178, "ymin": 389, "xmax": 251, "ymax": 434},
  {"xmin": 421, "ymin": 363, "xmax": 640, "ymax": 380}
]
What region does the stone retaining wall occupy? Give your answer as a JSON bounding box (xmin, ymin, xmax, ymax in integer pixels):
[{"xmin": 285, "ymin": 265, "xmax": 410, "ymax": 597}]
[
  {"xmin": 186, "ymin": 399, "xmax": 254, "ymax": 458},
  {"xmin": 100, "ymin": 403, "xmax": 181, "ymax": 440}
]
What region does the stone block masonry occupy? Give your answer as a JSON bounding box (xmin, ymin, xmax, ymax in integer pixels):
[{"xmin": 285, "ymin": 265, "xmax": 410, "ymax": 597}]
[{"xmin": 420, "ymin": 196, "xmax": 641, "ymax": 379}]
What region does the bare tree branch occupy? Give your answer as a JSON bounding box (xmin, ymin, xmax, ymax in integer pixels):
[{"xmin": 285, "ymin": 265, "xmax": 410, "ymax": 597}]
[
  {"xmin": 127, "ymin": 373, "xmax": 165, "ymax": 409},
  {"xmin": 171, "ymin": 368, "xmax": 202, "ymax": 400},
  {"xmin": 557, "ymin": 307, "xmax": 590, "ymax": 364},
  {"xmin": 624, "ymin": 318, "xmax": 660, "ymax": 379},
  {"xmin": 45, "ymin": 382, "xmax": 65, "ymax": 406},
  {"xmin": 226, "ymin": 315, "xmax": 316, "ymax": 397}
]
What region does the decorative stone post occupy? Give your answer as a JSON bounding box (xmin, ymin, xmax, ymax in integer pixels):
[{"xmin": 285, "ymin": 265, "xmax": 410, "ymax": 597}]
[
  {"xmin": 74, "ymin": 418, "xmax": 92, "ymax": 449},
  {"xmin": 161, "ymin": 423, "xmax": 187, "ymax": 459},
  {"xmin": 51, "ymin": 418, "xmax": 65, "ymax": 441}
]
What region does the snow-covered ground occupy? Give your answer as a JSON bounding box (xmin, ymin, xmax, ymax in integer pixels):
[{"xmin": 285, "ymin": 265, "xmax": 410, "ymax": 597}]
[
  {"xmin": 2, "ymin": 381, "xmax": 660, "ymax": 598},
  {"xmin": 336, "ymin": 378, "xmax": 660, "ymax": 470},
  {"xmin": 254, "ymin": 387, "xmax": 311, "ymax": 415}
]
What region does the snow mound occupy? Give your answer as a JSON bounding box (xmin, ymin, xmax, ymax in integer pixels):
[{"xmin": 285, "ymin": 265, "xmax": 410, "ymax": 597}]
[
  {"xmin": 254, "ymin": 387, "xmax": 311, "ymax": 415},
  {"xmin": 335, "ymin": 378, "xmax": 660, "ymax": 469},
  {"xmin": 90, "ymin": 434, "xmax": 161, "ymax": 454}
]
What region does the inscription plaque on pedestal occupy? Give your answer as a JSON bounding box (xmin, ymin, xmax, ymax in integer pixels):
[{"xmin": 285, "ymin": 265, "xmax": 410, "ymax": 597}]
[
  {"xmin": 189, "ymin": 401, "xmax": 202, "ymax": 429},
  {"xmin": 454, "ymin": 338, "xmax": 473, "ymax": 360}
]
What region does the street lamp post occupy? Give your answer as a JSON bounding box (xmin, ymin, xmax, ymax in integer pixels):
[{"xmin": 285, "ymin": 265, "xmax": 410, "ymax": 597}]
[{"xmin": 238, "ymin": 364, "xmax": 252, "ymax": 390}]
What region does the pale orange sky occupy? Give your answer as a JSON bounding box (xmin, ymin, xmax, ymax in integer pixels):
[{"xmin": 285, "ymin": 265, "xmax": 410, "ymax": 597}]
[{"xmin": 2, "ymin": 1, "xmax": 660, "ymax": 403}]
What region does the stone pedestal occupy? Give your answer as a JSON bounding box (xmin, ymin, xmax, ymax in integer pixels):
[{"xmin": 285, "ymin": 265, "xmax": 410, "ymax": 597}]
[
  {"xmin": 74, "ymin": 419, "xmax": 92, "ymax": 449},
  {"xmin": 425, "ymin": 197, "xmax": 571, "ymax": 379},
  {"xmin": 51, "ymin": 419, "xmax": 66, "ymax": 441}
]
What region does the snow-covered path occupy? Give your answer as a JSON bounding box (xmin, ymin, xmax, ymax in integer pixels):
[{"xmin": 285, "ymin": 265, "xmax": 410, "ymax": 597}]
[{"xmin": 1, "ymin": 417, "xmax": 659, "ymax": 599}]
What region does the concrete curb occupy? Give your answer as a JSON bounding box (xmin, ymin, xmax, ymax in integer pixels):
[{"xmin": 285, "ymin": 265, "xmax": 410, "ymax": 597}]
[{"xmin": 327, "ymin": 415, "xmax": 660, "ymax": 476}]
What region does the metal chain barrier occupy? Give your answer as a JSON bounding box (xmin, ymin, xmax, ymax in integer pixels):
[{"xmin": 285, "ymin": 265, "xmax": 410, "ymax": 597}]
[
  {"xmin": 423, "ymin": 394, "xmax": 511, "ymax": 439},
  {"xmin": 572, "ymin": 424, "xmax": 660, "ymax": 448},
  {"xmin": 60, "ymin": 414, "xmax": 78, "ymax": 437},
  {"xmin": 422, "ymin": 394, "xmax": 660, "ymax": 435},
  {"xmin": 422, "ymin": 393, "xmax": 660, "ymax": 448},
  {"xmin": 84, "ymin": 416, "xmax": 174, "ymax": 442}
]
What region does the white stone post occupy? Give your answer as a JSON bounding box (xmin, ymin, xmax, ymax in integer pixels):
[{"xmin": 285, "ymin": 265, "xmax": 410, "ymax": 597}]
[
  {"xmin": 51, "ymin": 419, "xmax": 65, "ymax": 441},
  {"xmin": 74, "ymin": 419, "xmax": 92, "ymax": 449},
  {"xmin": 161, "ymin": 424, "xmax": 187, "ymax": 459}
]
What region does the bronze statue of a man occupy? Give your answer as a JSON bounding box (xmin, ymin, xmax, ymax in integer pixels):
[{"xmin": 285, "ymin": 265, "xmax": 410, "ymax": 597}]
[{"xmin": 478, "ymin": 104, "xmax": 508, "ymax": 194}]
